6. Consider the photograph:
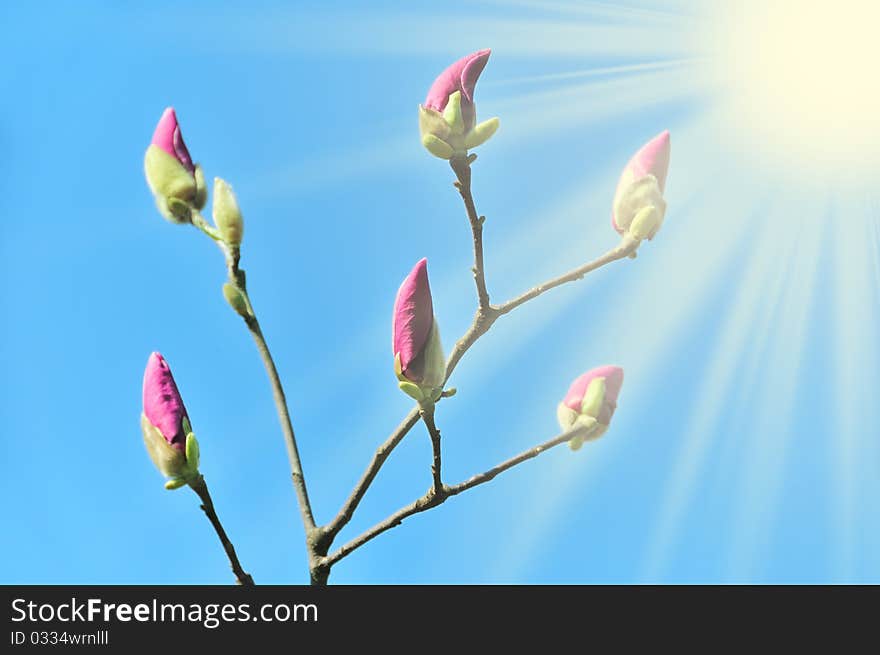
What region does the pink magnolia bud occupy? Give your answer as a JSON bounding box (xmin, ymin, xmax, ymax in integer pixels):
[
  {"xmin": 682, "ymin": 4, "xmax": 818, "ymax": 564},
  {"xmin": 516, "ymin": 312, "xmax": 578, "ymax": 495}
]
[
  {"xmin": 419, "ymin": 49, "xmax": 499, "ymax": 159},
  {"xmin": 142, "ymin": 352, "xmax": 189, "ymax": 452},
  {"xmin": 612, "ymin": 131, "xmax": 670, "ymax": 240},
  {"xmin": 141, "ymin": 352, "xmax": 200, "ymax": 486},
  {"xmin": 562, "ymin": 365, "xmax": 624, "ymax": 423},
  {"xmin": 151, "ymin": 107, "xmax": 194, "ymax": 174},
  {"xmin": 557, "ymin": 366, "xmax": 624, "ymax": 449},
  {"xmin": 392, "ymin": 258, "xmax": 434, "ymax": 383},
  {"xmin": 392, "ymin": 259, "xmax": 446, "ymax": 402},
  {"xmin": 144, "ymin": 107, "xmax": 207, "ymax": 221},
  {"xmin": 424, "ymin": 49, "xmax": 491, "ymax": 132}
]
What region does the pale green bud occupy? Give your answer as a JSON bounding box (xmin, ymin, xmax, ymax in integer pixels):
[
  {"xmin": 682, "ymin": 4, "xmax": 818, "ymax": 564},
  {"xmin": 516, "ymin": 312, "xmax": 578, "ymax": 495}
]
[
  {"xmin": 185, "ymin": 432, "xmax": 200, "ymax": 473},
  {"xmin": 212, "ymin": 177, "xmax": 244, "ymax": 247},
  {"xmin": 628, "ymin": 205, "xmax": 663, "ymax": 241},
  {"xmin": 442, "ymin": 91, "xmax": 466, "ymax": 133},
  {"xmin": 464, "ymin": 117, "xmax": 500, "ymax": 150},
  {"xmin": 612, "ymin": 174, "xmax": 667, "ymax": 241},
  {"xmin": 222, "ymin": 282, "xmax": 250, "ymax": 318},
  {"xmin": 398, "ymin": 380, "xmax": 425, "ymax": 402},
  {"xmin": 580, "ymin": 378, "xmax": 607, "ymax": 419},
  {"xmin": 422, "ymin": 134, "xmax": 454, "ymax": 159}
]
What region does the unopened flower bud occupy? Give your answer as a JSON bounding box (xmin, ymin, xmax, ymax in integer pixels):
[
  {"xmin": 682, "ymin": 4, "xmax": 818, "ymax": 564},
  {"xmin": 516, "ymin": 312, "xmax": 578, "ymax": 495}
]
[
  {"xmin": 612, "ymin": 131, "xmax": 670, "ymax": 242},
  {"xmin": 141, "ymin": 352, "xmax": 200, "ymax": 486},
  {"xmin": 392, "ymin": 258, "xmax": 446, "ymax": 403},
  {"xmin": 557, "ymin": 365, "xmax": 624, "ymax": 450},
  {"xmin": 212, "ymin": 178, "xmax": 244, "ymax": 247},
  {"xmin": 144, "ymin": 107, "xmax": 199, "ymax": 224},
  {"xmin": 419, "ymin": 49, "xmax": 500, "ymax": 159}
]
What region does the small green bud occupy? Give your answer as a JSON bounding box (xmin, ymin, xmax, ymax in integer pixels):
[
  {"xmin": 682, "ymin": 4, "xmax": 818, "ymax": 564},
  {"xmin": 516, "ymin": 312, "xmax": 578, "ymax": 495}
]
[
  {"xmin": 212, "ymin": 177, "xmax": 244, "ymax": 247},
  {"xmin": 185, "ymin": 432, "xmax": 201, "ymax": 474},
  {"xmin": 222, "ymin": 282, "xmax": 250, "ymax": 317},
  {"xmin": 442, "ymin": 91, "xmax": 465, "ymax": 133},
  {"xmin": 580, "ymin": 378, "xmax": 607, "ymax": 419},
  {"xmin": 165, "ymin": 478, "xmax": 187, "ymax": 490},
  {"xmin": 422, "ymin": 134, "xmax": 454, "ymax": 159},
  {"xmin": 398, "ymin": 380, "xmax": 425, "ymax": 402},
  {"xmin": 628, "ymin": 204, "xmax": 662, "ymax": 241},
  {"xmin": 464, "ymin": 117, "xmax": 500, "ymax": 150}
]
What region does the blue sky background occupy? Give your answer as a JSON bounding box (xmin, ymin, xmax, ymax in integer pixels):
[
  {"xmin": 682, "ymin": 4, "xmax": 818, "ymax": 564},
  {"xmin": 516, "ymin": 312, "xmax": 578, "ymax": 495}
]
[{"xmin": 2, "ymin": 0, "xmax": 879, "ymax": 584}]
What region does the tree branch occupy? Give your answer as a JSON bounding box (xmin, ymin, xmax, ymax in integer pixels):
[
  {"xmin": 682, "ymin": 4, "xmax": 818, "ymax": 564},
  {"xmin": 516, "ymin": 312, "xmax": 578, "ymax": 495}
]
[
  {"xmin": 323, "ymin": 423, "xmax": 592, "ymax": 568},
  {"xmin": 220, "ymin": 241, "xmax": 317, "ymax": 536},
  {"xmin": 420, "ymin": 407, "xmax": 443, "ymax": 494},
  {"xmin": 323, "ymin": 408, "xmax": 421, "ymax": 540},
  {"xmin": 188, "ymin": 475, "xmax": 254, "ymax": 585},
  {"xmin": 496, "ymin": 236, "xmax": 641, "ymax": 316},
  {"xmin": 450, "ymin": 155, "xmax": 491, "ymax": 312},
  {"xmin": 318, "ymin": 164, "xmax": 641, "ymax": 575}
]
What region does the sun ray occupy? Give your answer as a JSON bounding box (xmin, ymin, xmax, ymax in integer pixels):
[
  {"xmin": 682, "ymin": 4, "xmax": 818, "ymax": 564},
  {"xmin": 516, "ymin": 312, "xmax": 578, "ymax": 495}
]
[
  {"xmin": 829, "ymin": 194, "xmax": 880, "ymax": 580},
  {"xmin": 483, "ymin": 114, "xmax": 774, "ymax": 578},
  {"xmin": 638, "ymin": 197, "xmax": 799, "ymax": 581},
  {"xmin": 485, "ymin": 58, "xmax": 700, "ymax": 89},
  {"xmin": 476, "ymin": 0, "xmax": 703, "ymax": 23},
  {"xmin": 723, "ymin": 197, "xmax": 828, "ymax": 581},
  {"xmin": 495, "ymin": 66, "xmax": 704, "ymax": 141}
]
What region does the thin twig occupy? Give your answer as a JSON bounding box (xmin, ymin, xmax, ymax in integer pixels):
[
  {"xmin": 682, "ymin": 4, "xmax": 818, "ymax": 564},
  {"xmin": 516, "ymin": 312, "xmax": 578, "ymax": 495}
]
[
  {"xmin": 232, "ymin": 275, "xmax": 317, "ymax": 533},
  {"xmin": 323, "ymin": 408, "xmax": 421, "ymax": 539},
  {"xmin": 420, "ymin": 407, "xmax": 444, "ymax": 494},
  {"xmin": 189, "ymin": 476, "xmax": 254, "ymax": 585},
  {"xmin": 496, "ymin": 236, "xmax": 640, "ymax": 315},
  {"xmin": 450, "ymin": 155, "xmax": 492, "ymax": 312},
  {"xmin": 323, "ymin": 423, "xmax": 592, "ymax": 567},
  {"xmin": 206, "ymin": 232, "xmax": 317, "ymax": 537}
]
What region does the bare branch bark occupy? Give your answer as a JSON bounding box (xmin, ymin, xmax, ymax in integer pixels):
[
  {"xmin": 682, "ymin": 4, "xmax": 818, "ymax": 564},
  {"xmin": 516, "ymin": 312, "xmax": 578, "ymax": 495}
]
[
  {"xmin": 323, "ymin": 423, "xmax": 592, "ymax": 567},
  {"xmin": 420, "ymin": 407, "xmax": 444, "ymax": 494},
  {"xmin": 496, "ymin": 236, "xmax": 640, "ymax": 315},
  {"xmin": 220, "ymin": 243, "xmax": 317, "ymax": 536},
  {"xmin": 450, "ymin": 155, "xmax": 491, "ymax": 312},
  {"xmin": 189, "ymin": 475, "xmax": 254, "ymax": 585},
  {"xmin": 323, "ymin": 408, "xmax": 421, "ymax": 540}
]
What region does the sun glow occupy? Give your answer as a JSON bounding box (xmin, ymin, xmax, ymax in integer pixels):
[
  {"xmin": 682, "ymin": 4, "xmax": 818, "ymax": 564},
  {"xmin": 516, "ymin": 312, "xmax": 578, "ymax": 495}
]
[{"xmin": 706, "ymin": 1, "xmax": 880, "ymax": 185}]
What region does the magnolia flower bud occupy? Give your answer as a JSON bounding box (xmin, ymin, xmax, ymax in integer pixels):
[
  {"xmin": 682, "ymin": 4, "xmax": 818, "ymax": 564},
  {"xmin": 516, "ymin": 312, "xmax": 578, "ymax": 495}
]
[
  {"xmin": 419, "ymin": 49, "xmax": 500, "ymax": 159},
  {"xmin": 392, "ymin": 258, "xmax": 446, "ymax": 403},
  {"xmin": 557, "ymin": 365, "xmax": 624, "ymax": 450},
  {"xmin": 612, "ymin": 131, "xmax": 670, "ymax": 242},
  {"xmin": 144, "ymin": 108, "xmax": 200, "ymax": 223},
  {"xmin": 212, "ymin": 177, "xmax": 244, "ymax": 247},
  {"xmin": 141, "ymin": 352, "xmax": 200, "ymax": 487}
]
